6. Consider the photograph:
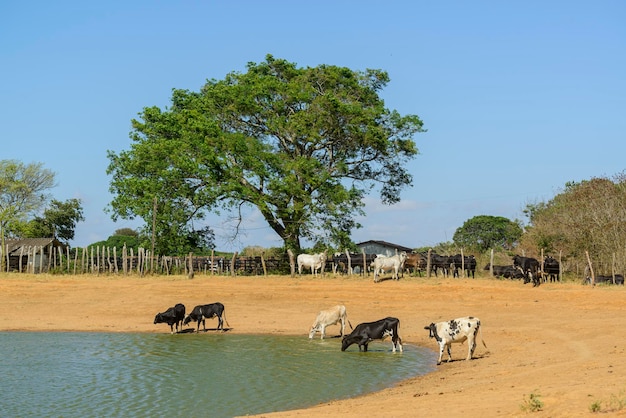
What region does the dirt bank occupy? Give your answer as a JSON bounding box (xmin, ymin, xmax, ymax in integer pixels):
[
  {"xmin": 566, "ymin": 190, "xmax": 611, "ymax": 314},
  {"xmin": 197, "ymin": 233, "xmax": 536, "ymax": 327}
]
[{"xmin": 1, "ymin": 273, "xmax": 625, "ymax": 416}]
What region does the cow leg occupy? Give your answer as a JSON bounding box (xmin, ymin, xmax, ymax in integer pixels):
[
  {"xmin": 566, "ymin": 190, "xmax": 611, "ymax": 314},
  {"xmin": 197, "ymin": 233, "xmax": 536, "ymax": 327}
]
[
  {"xmin": 217, "ymin": 315, "xmax": 223, "ymax": 331},
  {"xmin": 393, "ymin": 336, "xmax": 403, "ymax": 353},
  {"xmin": 320, "ymin": 324, "xmax": 326, "ymax": 340},
  {"xmin": 468, "ymin": 339, "xmax": 476, "ymax": 361},
  {"xmin": 446, "ymin": 343, "xmax": 453, "ymax": 362},
  {"xmin": 437, "ymin": 344, "xmax": 445, "ymax": 365},
  {"xmin": 359, "ymin": 336, "xmax": 370, "ymax": 351},
  {"xmin": 340, "ymin": 319, "xmax": 345, "ymax": 337}
]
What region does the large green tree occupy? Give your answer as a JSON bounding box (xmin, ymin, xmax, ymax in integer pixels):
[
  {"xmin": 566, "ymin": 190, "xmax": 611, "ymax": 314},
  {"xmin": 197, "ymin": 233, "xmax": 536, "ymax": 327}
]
[
  {"xmin": 107, "ymin": 55, "xmax": 424, "ymax": 252},
  {"xmin": 453, "ymin": 215, "xmax": 523, "ymax": 251}
]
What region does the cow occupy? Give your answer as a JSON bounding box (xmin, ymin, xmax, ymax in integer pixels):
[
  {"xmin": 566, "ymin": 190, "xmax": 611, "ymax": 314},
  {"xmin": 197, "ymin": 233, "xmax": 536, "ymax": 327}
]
[
  {"xmin": 153, "ymin": 303, "xmax": 186, "ymax": 334},
  {"xmin": 297, "ymin": 251, "xmax": 327, "ymax": 275},
  {"xmin": 429, "ymin": 253, "xmax": 451, "ymax": 277},
  {"xmin": 484, "ymin": 264, "xmax": 525, "ymax": 279},
  {"xmin": 424, "ymin": 316, "xmax": 487, "ymax": 365},
  {"xmin": 513, "ymin": 255, "xmax": 541, "ymax": 286},
  {"xmin": 331, "ymin": 252, "xmax": 377, "ymax": 276},
  {"xmin": 404, "ymin": 252, "xmax": 428, "ymax": 276},
  {"xmin": 450, "ymin": 254, "xmax": 477, "ymax": 278},
  {"xmin": 372, "ymin": 252, "xmax": 407, "ymax": 282},
  {"xmin": 586, "ymin": 274, "xmax": 625, "ymax": 285},
  {"xmin": 183, "ymin": 302, "xmax": 230, "ymax": 332},
  {"xmin": 341, "ymin": 317, "xmax": 402, "ymax": 352},
  {"xmin": 308, "ymin": 305, "xmax": 353, "ymax": 339},
  {"xmin": 543, "ymin": 256, "xmax": 560, "ymax": 282}
]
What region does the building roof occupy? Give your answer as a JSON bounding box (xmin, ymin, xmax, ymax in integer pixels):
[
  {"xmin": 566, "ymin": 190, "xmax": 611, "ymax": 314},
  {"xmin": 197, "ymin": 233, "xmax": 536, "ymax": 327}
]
[
  {"xmin": 4, "ymin": 238, "xmax": 66, "ymax": 255},
  {"xmin": 356, "ymin": 240, "xmax": 413, "ymax": 253}
]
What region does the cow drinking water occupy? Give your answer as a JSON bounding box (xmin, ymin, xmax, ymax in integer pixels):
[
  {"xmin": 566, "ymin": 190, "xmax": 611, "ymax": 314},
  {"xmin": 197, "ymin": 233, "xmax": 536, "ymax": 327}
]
[
  {"xmin": 308, "ymin": 305, "xmax": 353, "ymax": 339},
  {"xmin": 154, "ymin": 303, "xmax": 186, "ymax": 334},
  {"xmin": 341, "ymin": 317, "xmax": 402, "ymax": 352},
  {"xmin": 424, "ymin": 316, "xmax": 487, "ymax": 365}
]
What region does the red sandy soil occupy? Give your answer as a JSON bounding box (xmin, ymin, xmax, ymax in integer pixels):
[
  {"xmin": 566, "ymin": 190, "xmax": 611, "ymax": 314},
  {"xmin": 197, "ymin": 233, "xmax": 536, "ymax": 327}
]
[{"xmin": 1, "ymin": 273, "xmax": 625, "ymax": 417}]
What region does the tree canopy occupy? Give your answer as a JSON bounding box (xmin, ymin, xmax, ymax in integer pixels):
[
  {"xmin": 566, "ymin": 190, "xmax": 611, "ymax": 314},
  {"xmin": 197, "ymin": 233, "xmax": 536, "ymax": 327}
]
[
  {"xmin": 19, "ymin": 198, "xmax": 84, "ymax": 243},
  {"xmin": 107, "ymin": 55, "xmax": 424, "ymax": 252},
  {"xmin": 453, "ymin": 215, "xmax": 523, "ymax": 252},
  {"xmin": 521, "ymin": 174, "xmax": 626, "ymax": 272},
  {"xmin": 0, "ymin": 160, "xmax": 56, "ymax": 267}
]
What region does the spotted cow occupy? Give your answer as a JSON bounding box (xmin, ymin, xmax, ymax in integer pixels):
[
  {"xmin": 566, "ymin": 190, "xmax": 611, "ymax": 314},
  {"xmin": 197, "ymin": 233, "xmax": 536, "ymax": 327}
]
[{"xmin": 424, "ymin": 316, "xmax": 487, "ymax": 365}]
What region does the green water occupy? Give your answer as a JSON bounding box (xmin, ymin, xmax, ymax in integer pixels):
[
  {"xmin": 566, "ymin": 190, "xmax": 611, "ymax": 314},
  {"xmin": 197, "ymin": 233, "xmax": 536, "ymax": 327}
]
[{"xmin": 0, "ymin": 332, "xmax": 435, "ymax": 417}]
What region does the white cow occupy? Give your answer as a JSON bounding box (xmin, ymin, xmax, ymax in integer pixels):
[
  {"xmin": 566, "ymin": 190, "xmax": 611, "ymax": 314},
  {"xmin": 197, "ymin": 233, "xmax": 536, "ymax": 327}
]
[
  {"xmin": 297, "ymin": 251, "xmax": 327, "ymax": 275},
  {"xmin": 372, "ymin": 252, "xmax": 407, "ymax": 283},
  {"xmin": 424, "ymin": 316, "xmax": 487, "ymax": 365},
  {"xmin": 308, "ymin": 304, "xmax": 353, "ymax": 339}
]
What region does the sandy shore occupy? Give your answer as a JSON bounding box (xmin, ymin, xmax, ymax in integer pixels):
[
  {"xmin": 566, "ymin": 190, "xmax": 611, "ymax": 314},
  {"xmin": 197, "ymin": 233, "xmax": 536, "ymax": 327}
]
[{"xmin": 1, "ymin": 272, "xmax": 625, "ymax": 417}]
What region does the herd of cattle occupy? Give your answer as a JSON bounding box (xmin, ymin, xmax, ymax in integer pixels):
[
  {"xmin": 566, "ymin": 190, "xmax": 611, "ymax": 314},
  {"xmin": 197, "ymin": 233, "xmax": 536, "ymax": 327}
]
[
  {"xmin": 300, "ymin": 250, "xmax": 624, "ymax": 287},
  {"xmin": 154, "ymin": 302, "xmax": 487, "ymax": 365},
  {"xmin": 153, "ymin": 302, "xmax": 230, "ymax": 334}
]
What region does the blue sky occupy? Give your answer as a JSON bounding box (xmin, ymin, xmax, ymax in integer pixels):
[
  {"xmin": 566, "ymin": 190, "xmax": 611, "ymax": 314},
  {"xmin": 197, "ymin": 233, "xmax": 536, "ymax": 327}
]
[{"xmin": 2, "ymin": 1, "xmax": 625, "ymax": 251}]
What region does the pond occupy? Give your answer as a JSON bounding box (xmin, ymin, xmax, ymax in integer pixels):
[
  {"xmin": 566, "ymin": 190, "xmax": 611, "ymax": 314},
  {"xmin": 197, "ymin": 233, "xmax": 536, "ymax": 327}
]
[{"xmin": 0, "ymin": 332, "xmax": 436, "ymax": 417}]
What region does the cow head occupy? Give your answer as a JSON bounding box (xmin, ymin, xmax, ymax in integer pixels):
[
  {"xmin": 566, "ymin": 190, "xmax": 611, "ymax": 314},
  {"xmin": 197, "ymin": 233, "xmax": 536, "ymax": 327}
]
[
  {"xmin": 341, "ymin": 335, "xmax": 355, "ymax": 351},
  {"xmin": 183, "ymin": 315, "xmax": 193, "ymax": 326},
  {"xmin": 424, "ymin": 323, "xmax": 441, "ymax": 342},
  {"xmin": 308, "ymin": 325, "xmax": 319, "ymax": 339},
  {"xmin": 154, "ymin": 313, "xmax": 163, "ymax": 324}
]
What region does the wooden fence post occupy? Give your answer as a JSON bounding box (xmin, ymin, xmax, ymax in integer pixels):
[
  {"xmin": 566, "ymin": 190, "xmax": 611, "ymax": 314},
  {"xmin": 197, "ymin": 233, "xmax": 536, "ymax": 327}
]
[
  {"xmin": 187, "ymin": 252, "xmax": 194, "ymax": 279},
  {"xmin": 461, "ymin": 248, "xmax": 465, "ymax": 278},
  {"xmin": 362, "ymin": 249, "xmax": 366, "ymax": 276},
  {"xmin": 585, "ymin": 250, "xmax": 595, "ymax": 286},
  {"xmin": 287, "ymin": 249, "xmax": 295, "ymax": 277},
  {"xmin": 230, "ymin": 252, "xmax": 238, "ymax": 277},
  {"xmin": 261, "ymin": 251, "xmax": 267, "ymax": 276}
]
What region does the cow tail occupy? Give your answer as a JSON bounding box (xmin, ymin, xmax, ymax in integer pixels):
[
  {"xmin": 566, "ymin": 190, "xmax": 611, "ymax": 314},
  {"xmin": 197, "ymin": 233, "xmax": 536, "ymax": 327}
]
[
  {"xmin": 348, "ymin": 319, "xmax": 353, "ymax": 330},
  {"xmin": 479, "ymin": 323, "xmax": 488, "ymax": 350},
  {"xmin": 223, "ymin": 309, "xmax": 231, "ymax": 328}
]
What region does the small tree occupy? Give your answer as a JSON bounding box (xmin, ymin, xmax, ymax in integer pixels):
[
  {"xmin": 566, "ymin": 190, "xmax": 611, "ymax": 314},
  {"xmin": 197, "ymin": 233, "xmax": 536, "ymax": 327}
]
[
  {"xmin": 0, "ymin": 160, "xmax": 56, "ymax": 269},
  {"xmin": 20, "ymin": 198, "xmax": 84, "ymax": 243},
  {"xmin": 453, "ymin": 215, "xmax": 523, "ymax": 252}
]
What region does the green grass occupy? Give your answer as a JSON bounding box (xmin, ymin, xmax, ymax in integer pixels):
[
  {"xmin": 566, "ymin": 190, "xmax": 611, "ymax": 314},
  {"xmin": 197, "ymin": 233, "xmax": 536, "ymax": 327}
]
[{"xmin": 520, "ymin": 390, "xmax": 544, "ymax": 413}]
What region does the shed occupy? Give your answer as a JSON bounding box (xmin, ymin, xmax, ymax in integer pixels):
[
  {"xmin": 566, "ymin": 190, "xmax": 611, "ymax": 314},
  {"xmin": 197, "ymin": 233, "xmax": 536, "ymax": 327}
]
[
  {"xmin": 3, "ymin": 238, "xmax": 67, "ymax": 272},
  {"xmin": 356, "ymin": 240, "xmax": 413, "ymax": 256}
]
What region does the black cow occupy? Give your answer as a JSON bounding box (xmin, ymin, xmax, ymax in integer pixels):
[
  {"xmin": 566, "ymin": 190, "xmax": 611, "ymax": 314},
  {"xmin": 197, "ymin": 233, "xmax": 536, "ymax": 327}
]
[
  {"xmin": 430, "ymin": 253, "xmax": 451, "ymax": 277},
  {"xmin": 154, "ymin": 303, "xmax": 186, "ymax": 334},
  {"xmin": 484, "ymin": 264, "xmax": 525, "ymax": 279},
  {"xmin": 450, "ymin": 254, "xmax": 477, "ymax": 278},
  {"xmin": 586, "ymin": 274, "xmax": 625, "ymax": 285},
  {"xmin": 341, "ymin": 317, "xmax": 402, "ymax": 352},
  {"xmin": 183, "ymin": 302, "xmax": 230, "ymax": 332},
  {"xmin": 543, "ymin": 256, "xmax": 560, "ymax": 282},
  {"xmin": 513, "ymin": 255, "xmax": 541, "ymax": 286}
]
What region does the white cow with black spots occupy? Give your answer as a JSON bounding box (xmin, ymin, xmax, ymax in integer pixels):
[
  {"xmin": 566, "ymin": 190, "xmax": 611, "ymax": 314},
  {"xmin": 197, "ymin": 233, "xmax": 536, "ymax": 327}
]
[{"xmin": 424, "ymin": 316, "xmax": 487, "ymax": 365}]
